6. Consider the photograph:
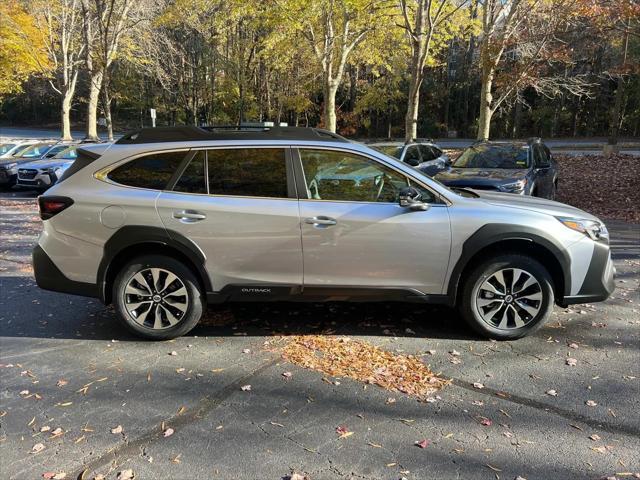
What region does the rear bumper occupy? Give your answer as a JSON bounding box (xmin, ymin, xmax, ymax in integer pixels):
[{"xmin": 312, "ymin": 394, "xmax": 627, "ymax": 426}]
[
  {"xmin": 560, "ymin": 241, "xmax": 615, "ymax": 306},
  {"xmin": 32, "ymin": 245, "xmax": 98, "ymax": 298}
]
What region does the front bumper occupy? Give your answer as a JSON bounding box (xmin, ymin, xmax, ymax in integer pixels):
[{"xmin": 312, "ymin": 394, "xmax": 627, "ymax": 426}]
[
  {"xmin": 33, "ymin": 245, "xmax": 98, "ymax": 298},
  {"xmin": 560, "ymin": 240, "xmax": 615, "ymax": 306}
]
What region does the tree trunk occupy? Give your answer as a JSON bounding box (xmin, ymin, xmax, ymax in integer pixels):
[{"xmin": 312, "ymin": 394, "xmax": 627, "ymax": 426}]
[
  {"xmin": 85, "ymin": 71, "xmax": 103, "ymax": 141},
  {"xmin": 61, "ymin": 89, "xmax": 74, "ymax": 141},
  {"xmin": 477, "ymin": 63, "xmax": 494, "ymax": 140},
  {"xmin": 101, "ymin": 84, "xmax": 114, "ymax": 141},
  {"xmin": 323, "ymin": 80, "xmax": 338, "ymax": 133},
  {"xmin": 405, "ymin": 78, "xmax": 421, "ymax": 141}
]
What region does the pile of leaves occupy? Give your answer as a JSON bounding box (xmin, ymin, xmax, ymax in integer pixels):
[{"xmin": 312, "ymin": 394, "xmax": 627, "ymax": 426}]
[
  {"xmin": 555, "ymin": 154, "xmax": 640, "ymax": 223},
  {"xmin": 281, "ymin": 335, "xmax": 449, "ymax": 400}
]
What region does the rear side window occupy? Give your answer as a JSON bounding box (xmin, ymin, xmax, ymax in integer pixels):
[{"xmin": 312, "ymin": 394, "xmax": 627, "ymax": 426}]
[
  {"xmin": 207, "ymin": 148, "xmax": 287, "ymax": 198},
  {"xmin": 108, "ymin": 151, "xmax": 187, "ymax": 190},
  {"xmin": 174, "ymin": 151, "xmax": 207, "ymax": 194}
]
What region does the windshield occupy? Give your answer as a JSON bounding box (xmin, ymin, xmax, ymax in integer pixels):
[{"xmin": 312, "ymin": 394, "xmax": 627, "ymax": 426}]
[
  {"xmin": 0, "ymin": 143, "xmax": 16, "ymax": 155},
  {"xmin": 371, "ymin": 145, "xmax": 402, "ymax": 159},
  {"xmin": 17, "ymin": 144, "xmax": 55, "ymax": 158},
  {"xmin": 453, "ymin": 145, "xmax": 530, "ymax": 169}
]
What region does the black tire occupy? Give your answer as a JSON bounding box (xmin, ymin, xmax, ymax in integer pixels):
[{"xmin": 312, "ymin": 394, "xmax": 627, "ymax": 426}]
[
  {"xmin": 459, "ymin": 253, "xmax": 554, "ymax": 340},
  {"xmin": 113, "ymin": 254, "xmax": 205, "ymax": 340}
]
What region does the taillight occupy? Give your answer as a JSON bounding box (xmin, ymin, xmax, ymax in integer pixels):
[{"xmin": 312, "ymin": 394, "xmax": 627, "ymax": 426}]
[{"xmin": 38, "ymin": 196, "xmax": 74, "ymax": 220}]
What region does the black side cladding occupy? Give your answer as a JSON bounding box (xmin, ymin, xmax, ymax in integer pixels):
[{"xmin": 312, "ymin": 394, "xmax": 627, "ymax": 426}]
[{"xmin": 58, "ymin": 148, "xmax": 102, "ymax": 183}]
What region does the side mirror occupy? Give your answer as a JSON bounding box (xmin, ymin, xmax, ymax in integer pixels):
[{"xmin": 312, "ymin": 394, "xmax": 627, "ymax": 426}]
[
  {"xmin": 405, "ymin": 157, "xmax": 420, "ymax": 167},
  {"xmin": 399, "ymin": 186, "xmax": 429, "ymax": 211}
]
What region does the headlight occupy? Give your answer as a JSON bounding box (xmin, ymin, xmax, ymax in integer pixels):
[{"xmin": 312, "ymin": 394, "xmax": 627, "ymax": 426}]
[
  {"xmin": 557, "ymin": 217, "xmax": 609, "ymax": 241},
  {"xmin": 498, "ymin": 179, "xmax": 527, "ymax": 193},
  {"xmin": 3, "ymin": 162, "xmax": 18, "ymax": 170}
]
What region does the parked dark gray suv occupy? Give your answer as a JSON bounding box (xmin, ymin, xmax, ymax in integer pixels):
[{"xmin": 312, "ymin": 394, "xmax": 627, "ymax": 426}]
[{"xmin": 435, "ymin": 139, "xmax": 558, "ymax": 198}]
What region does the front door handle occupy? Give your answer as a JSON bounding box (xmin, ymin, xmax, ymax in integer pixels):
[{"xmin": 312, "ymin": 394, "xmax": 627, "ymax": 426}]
[
  {"xmin": 173, "ymin": 210, "xmax": 207, "ymax": 222},
  {"xmin": 304, "ymin": 216, "xmax": 337, "ymax": 227}
]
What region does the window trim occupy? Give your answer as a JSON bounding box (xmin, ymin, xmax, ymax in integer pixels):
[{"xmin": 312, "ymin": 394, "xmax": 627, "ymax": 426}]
[{"xmin": 292, "ymin": 146, "xmax": 448, "ymax": 206}]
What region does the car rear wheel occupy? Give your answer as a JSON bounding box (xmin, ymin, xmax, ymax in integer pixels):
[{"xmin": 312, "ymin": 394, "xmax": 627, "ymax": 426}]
[
  {"xmin": 113, "ymin": 255, "xmax": 204, "ymax": 340},
  {"xmin": 460, "ymin": 254, "xmax": 554, "ymax": 340}
]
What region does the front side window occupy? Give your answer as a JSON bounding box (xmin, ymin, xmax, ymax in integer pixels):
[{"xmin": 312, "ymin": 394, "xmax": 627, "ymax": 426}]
[
  {"xmin": 299, "ymin": 149, "xmax": 433, "ymax": 203},
  {"xmin": 108, "ymin": 151, "xmax": 187, "ymax": 190},
  {"xmin": 207, "ymin": 148, "xmax": 287, "ymax": 198}
]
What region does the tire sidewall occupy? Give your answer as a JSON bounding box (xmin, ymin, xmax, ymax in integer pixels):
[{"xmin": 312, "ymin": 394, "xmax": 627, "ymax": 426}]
[
  {"xmin": 461, "ymin": 254, "xmax": 554, "ymax": 340},
  {"xmin": 113, "ymin": 255, "xmax": 204, "ymax": 340}
]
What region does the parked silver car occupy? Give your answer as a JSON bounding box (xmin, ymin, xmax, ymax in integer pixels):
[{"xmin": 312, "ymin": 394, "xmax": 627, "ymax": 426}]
[
  {"xmin": 0, "ymin": 141, "xmax": 39, "ymax": 187},
  {"xmin": 369, "ymin": 139, "xmax": 450, "ymax": 176},
  {"xmin": 17, "ymin": 145, "xmax": 81, "ymax": 191},
  {"xmin": 33, "ymin": 126, "xmax": 614, "ymax": 340}
]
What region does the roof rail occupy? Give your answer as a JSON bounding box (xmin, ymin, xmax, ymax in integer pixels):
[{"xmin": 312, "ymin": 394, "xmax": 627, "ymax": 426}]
[{"xmin": 115, "ymin": 126, "xmax": 348, "ymax": 145}]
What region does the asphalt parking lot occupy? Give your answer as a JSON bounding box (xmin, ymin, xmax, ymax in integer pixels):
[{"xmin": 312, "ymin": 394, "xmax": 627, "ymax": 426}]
[{"xmin": 0, "ymin": 190, "xmax": 639, "ymax": 480}]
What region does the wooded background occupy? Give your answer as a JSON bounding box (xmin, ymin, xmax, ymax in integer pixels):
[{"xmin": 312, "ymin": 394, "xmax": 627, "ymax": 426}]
[{"xmin": 0, "ymin": 0, "xmax": 638, "ymax": 142}]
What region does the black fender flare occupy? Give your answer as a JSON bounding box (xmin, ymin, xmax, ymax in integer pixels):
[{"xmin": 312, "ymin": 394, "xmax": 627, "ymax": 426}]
[
  {"xmin": 97, "ymin": 225, "xmax": 212, "ymax": 303},
  {"xmin": 447, "ymin": 223, "xmax": 572, "ymax": 303}
]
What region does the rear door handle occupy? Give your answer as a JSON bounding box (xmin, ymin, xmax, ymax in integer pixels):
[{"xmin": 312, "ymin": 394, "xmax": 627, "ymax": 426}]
[
  {"xmin": 173, "ymin": 210, "xmax": 207, "ymax": 222},
  {"xmin": 304, "ymin": 216, "xmax": 337, "ymax": 226}
]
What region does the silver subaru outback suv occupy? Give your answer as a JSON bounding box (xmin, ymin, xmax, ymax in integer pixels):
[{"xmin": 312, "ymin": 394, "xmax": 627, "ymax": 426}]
[{"xmin": 32, "ymin": 126, "xmax": 615, "ymax": 340}]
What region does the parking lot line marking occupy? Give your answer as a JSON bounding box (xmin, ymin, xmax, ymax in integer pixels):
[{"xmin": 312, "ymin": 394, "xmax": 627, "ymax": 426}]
[
  {"xmin": 70, "ymin": 355, "xmax": 281, "ymax": 479},
  {"xmin": 449, "ymin": 377, "xmax": 640, "ymax": 438}
]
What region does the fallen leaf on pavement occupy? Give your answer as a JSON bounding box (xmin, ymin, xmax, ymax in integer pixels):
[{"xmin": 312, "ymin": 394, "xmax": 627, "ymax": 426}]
[
  {"xmin": 163, "ymin": 428, "xmax": 174, "ymax": 437},
  {"xmin": 589, "ymin": 434, "xmax": 601, "ymax": 441},
  {"xmin": 415, "ymin": 439, "xmax": 430, "ymax": 448},
  {"xmin": 56, "ymin": 380, "xmax": 68, "ymax": 387},
  {"xmin": 479, "ymin": 418, "xmax": 492, "ymax": 426},
  {"xmin": 585, "ymin": 400, "xmax": 597, "ymax": 407},
  {"xmin": 31, "ymin": 443, "xmax": 45, "ymax": 453},
  {"xmin": 117, "ymin": 469, "xmax": 135, "ymax": 480},
  {"xmin": 566, "ymin": 358, "xmax": 578, "ymax": 366},
  {"xmin": 240, "ymin": 384, "xmax": 251, "ymax": 391},
  {"xmin": 168, "ymin": 351, "xmax": 177, "ymax": 356},
  {"xmin": 282, "ymin": 371, "xmax": 292, "ymax": 379},
  {"xmin": 111, "ymin": 425, "xmax": 123, "ymax": 434},
  {"xmin": 546, "ymin": 389, "xmax": 558, "ymax": 396},
  {"xmin": 473, "ymin": 382, "xmax": 484, "ymax": 389},
  {"xmin": 280, "ymin": 335, "xmax": 449, "ymax": 400}
]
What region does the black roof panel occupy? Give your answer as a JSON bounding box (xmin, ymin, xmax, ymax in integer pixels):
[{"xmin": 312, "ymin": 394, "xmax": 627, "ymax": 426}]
[{"xmin": 115, "ymin": 126, "xmax": 349, "ymax": 145}]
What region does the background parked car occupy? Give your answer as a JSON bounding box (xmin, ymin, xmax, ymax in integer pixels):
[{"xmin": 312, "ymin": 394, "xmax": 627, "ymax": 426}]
[
  {"xmin": 0, "ymin": 141, "xmax": 59, "ymax": 188},
  {"xmin": 17, "ymin": 145, "xmax": 81, "ymax": 191},
  {"xmin": 369, "ymin": 139, "xmax": 450, "ymax": 177},
  {"xmin": 434, "ymin": 139, "xmax": 558, "ymax": 198},
  {"xmin": 0, "ymin": 140, "xmax": 37, "ymax": 159}
]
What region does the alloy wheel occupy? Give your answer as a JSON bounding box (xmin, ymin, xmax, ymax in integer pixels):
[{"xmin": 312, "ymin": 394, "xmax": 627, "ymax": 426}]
[
  {"xmin": 123, "ymin": 268, "xmax": 189, "ymax": 329},
  {"xmin": 475, "ymin": 268, "xmax": 543, "ymax": 329}
]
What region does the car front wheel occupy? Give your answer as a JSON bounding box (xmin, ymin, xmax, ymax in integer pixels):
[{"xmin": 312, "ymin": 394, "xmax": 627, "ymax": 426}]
[
  {"xmin": 113, "ymin": 255, "xmax": 204, "ymax": 340},
  {"xmin": 460, "ymin": 254, "xmax": 554, "ymax": 340}
]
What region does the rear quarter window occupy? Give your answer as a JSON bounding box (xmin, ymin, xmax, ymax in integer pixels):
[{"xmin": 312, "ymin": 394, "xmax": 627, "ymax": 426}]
[{"xmin": 108, "ymin": 151, "xmax": 187, "ymax": 190}]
